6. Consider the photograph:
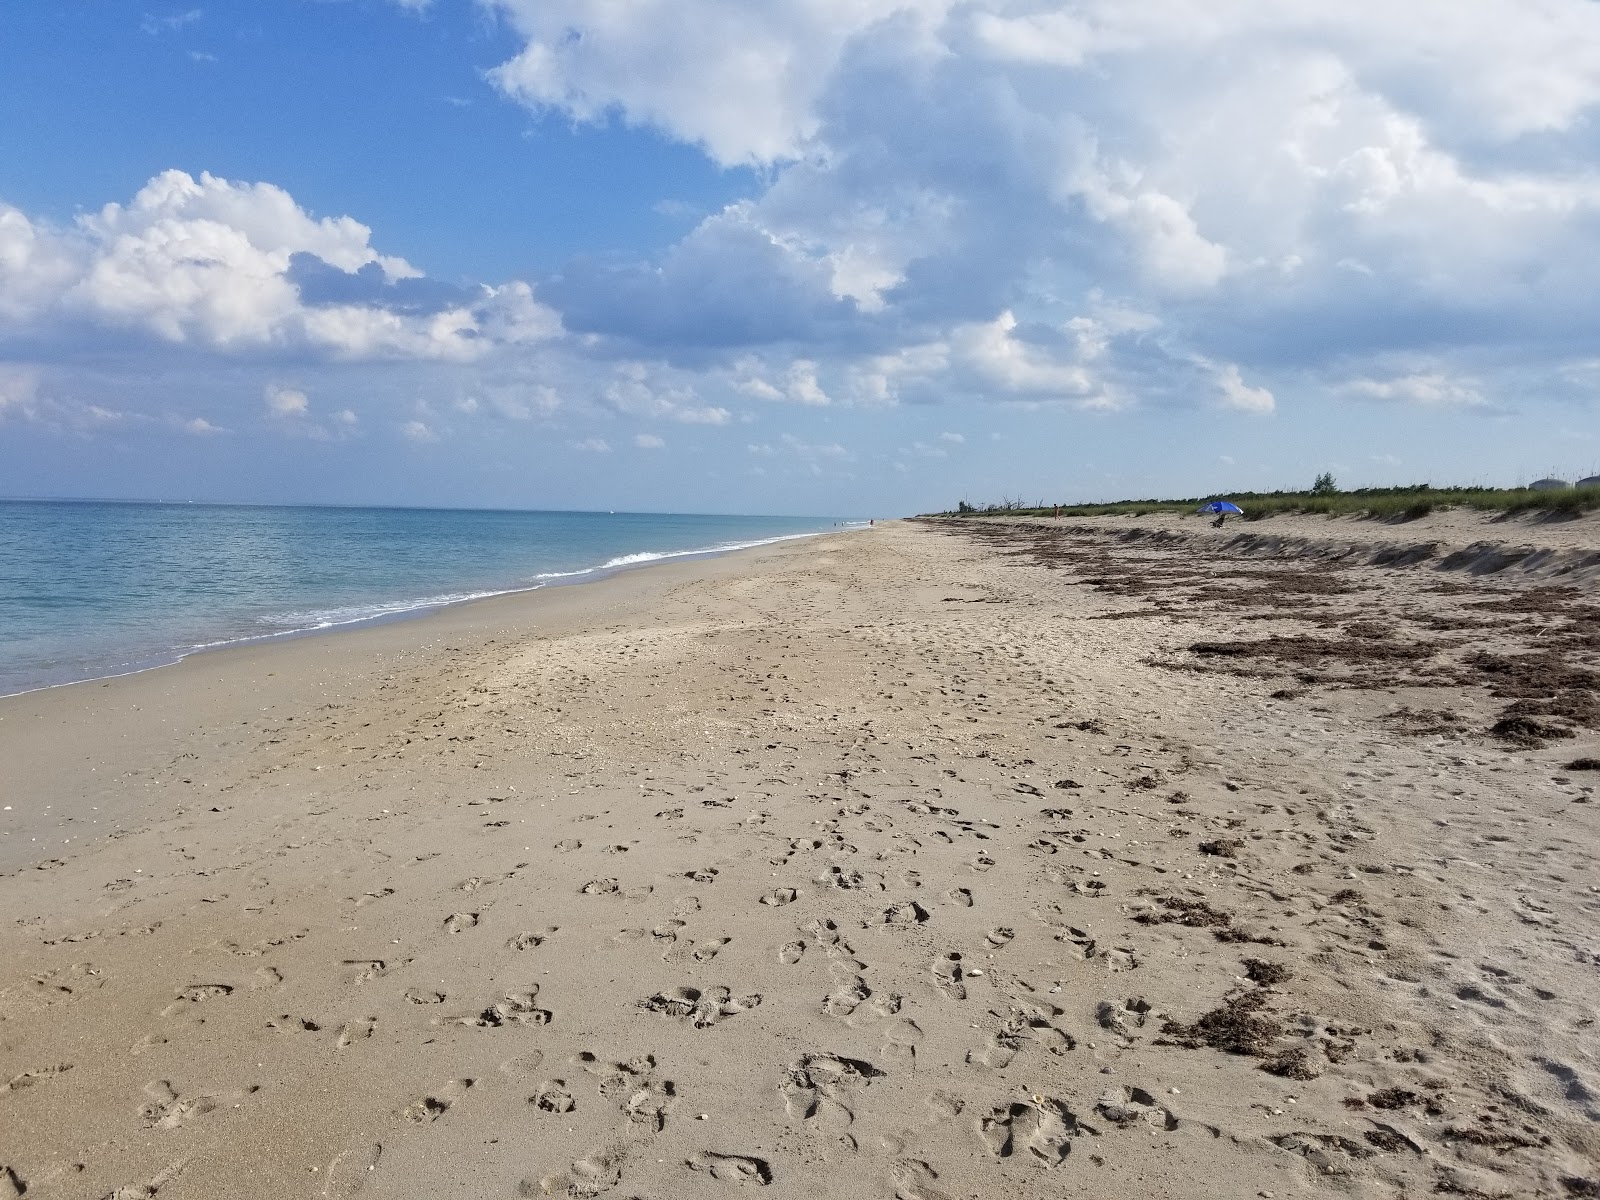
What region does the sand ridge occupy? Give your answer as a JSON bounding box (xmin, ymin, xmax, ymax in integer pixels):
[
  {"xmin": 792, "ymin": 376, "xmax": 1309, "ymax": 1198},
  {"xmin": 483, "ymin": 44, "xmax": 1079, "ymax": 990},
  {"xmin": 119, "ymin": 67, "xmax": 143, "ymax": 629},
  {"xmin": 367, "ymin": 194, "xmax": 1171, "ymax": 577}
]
[{"xmin": 0, "ymin": 521, "xmax": 1596, "ymax": 1198}]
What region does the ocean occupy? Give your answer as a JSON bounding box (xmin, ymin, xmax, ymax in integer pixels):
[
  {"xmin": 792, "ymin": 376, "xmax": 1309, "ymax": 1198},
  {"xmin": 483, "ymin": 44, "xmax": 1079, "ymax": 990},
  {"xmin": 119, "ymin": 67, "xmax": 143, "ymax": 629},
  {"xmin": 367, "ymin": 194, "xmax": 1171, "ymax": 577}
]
[{"xmin": 0, "ymin": 501, "xmax": 855, "ymax": 697}]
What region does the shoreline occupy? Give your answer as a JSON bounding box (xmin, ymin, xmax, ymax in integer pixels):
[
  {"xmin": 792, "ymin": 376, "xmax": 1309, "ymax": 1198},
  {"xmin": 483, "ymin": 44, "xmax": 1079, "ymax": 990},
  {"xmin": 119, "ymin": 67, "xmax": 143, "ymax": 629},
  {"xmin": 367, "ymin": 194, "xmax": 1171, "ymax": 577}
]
[
  {"xmin": 0, "ymin": 527, "xmax": 868, "ymax": 873},
  {"xmin": 1, "ymin": 518, "xmax": 1594, "ymax": 1199},
  {"xmin": 0, "ymin": 524, "xmax": 859, "ymax": 703}
]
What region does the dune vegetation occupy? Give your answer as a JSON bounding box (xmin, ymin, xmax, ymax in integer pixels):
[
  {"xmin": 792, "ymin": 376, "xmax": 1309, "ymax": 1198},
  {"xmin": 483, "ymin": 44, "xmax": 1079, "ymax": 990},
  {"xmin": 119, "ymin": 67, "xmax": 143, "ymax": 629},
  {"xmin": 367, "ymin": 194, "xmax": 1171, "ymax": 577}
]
[{"xmin": 937, "ymin": 477, "xmax": 1600, "ymax": 522}]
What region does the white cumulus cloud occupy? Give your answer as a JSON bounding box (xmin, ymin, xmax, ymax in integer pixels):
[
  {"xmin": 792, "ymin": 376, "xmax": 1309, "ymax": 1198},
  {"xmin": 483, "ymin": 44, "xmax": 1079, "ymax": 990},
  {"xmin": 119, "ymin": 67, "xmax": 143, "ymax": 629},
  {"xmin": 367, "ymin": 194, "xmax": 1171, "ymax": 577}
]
[
  {"xmin": 1344, "ymin": 372, "xmax": 1486, "ymax": 408},
  {"xmin": 1212, "ymin": 363, "xmax": 1276, "ymax": 414},
  {"xmin": 0, "ymin": 171, "xmax": 561, "ymax": 361},
  {"xmin": 264, "ymin": 384, "xmax": 309, "ymax": 418},
  {"xmin": 484, "ymin": 0, "xmax": 1600, "ymax": 422},
  {"xmin": 401, "ymin": 419, "xmax": 438, "ymax": 442}
]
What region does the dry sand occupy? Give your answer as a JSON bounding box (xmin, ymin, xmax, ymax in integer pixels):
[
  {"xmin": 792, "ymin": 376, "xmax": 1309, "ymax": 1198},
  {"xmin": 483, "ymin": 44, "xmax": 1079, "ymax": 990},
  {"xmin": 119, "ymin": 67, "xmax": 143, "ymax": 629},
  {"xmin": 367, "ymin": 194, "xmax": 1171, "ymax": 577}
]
[{"xmin": 2, "ymin": 515, "xmax": 1597, "ymax": 1199}]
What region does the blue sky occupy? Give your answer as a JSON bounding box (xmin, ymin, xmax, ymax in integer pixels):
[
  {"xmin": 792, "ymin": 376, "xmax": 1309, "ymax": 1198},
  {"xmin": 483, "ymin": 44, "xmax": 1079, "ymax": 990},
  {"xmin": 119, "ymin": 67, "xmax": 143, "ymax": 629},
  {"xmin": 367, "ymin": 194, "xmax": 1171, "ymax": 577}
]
[{"xmin": 2, "ymin": 0, "xmax": 1598, "ymax": 514}]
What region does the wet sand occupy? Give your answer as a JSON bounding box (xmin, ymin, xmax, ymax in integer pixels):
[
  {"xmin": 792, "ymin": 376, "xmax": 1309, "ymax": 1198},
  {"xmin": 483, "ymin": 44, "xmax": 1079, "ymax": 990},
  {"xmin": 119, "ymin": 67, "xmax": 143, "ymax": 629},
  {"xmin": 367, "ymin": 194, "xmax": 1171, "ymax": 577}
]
[{"xmin": 1, "ymin": 515, "xmax": 1596, "ymax": 1198}]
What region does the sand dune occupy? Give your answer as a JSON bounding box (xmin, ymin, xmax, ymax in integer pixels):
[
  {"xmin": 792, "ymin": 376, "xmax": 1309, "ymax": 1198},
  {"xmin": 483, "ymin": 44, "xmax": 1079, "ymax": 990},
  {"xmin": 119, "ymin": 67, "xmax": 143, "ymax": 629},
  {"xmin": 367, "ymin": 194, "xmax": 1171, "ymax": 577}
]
[{"xmin": 1, "ymin": 519, "xmax": 1596, "ymax": 1198}]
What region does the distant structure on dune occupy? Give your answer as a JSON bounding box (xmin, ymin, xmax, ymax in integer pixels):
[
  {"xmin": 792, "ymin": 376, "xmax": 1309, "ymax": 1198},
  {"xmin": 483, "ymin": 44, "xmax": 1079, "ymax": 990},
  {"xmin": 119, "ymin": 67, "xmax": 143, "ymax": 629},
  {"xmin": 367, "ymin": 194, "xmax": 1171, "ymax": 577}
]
[
  {"xmin": 1578, "ymin": 475, "xmax": 1600, "ymax": 488},
  {"xmin": 1529, "ymin": 477, "xmax": 1571, "ymax": 491}
]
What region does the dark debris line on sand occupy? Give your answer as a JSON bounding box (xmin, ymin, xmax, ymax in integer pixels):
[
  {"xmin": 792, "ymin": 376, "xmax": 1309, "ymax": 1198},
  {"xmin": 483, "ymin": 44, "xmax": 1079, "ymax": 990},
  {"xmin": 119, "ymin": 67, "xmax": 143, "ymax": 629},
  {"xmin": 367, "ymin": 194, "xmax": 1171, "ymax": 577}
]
[{"xmin": 926, "ymin": 519, "xmax": 1600, "ymax": 751}]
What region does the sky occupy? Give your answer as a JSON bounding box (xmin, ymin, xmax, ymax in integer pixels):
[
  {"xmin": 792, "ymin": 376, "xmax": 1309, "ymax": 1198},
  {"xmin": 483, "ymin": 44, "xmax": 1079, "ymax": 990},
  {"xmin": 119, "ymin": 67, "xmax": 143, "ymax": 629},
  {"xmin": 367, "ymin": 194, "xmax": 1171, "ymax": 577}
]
[{"xmin": 2, "ymin": 1, "xmax": 1599, "ymax": 516}]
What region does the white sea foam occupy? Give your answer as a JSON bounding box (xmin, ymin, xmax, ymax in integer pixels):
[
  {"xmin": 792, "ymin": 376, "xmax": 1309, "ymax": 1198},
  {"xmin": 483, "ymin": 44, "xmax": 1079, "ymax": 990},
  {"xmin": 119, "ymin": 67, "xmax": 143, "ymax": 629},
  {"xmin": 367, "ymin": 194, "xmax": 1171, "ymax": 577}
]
[
  {"xmin": 0, "ymin": 517, "xmax": 864, "ymax": 699},
  {"xmin": 252, "ymin": 529, "xmax": 852, "ymax": 640},
  {"xmin": 262, "ymin": 587, "xmax": 529, "ymax": 634}
]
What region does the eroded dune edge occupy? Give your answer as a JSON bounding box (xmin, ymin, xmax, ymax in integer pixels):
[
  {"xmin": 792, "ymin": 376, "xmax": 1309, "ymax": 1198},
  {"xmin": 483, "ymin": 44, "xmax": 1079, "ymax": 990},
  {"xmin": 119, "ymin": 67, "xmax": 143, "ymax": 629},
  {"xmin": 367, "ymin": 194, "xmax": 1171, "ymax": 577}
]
[{"xmin": 1, "ymin": 519, "xmax": 1596, "ymax": 1199}]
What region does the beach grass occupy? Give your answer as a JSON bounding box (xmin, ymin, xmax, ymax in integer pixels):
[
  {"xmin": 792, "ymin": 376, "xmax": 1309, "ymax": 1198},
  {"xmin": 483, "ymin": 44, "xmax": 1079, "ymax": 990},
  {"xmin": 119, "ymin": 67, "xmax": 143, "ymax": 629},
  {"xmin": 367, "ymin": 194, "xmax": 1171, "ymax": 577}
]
[{"xmin": 933, "ymin": 482, "xmax": 1600, "ymax": 522}]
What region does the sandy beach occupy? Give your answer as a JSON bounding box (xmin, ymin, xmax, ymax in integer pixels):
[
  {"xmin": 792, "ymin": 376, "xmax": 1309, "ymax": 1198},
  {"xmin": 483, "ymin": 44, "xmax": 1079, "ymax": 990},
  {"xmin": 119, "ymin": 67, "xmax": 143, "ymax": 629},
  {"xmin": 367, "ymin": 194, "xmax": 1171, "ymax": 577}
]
[{"xmin": 2, "ymin": 513, "xmax": 1597, "ymax": 1199}]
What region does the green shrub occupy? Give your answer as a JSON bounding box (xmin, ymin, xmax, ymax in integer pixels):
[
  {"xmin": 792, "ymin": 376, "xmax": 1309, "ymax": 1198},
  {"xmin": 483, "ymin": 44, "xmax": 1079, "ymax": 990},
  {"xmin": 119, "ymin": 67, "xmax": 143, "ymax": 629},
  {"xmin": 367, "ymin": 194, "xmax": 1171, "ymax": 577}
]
[{"xmin": 930, "ymin": 481, "xmax": 1600, "ymax": 520}]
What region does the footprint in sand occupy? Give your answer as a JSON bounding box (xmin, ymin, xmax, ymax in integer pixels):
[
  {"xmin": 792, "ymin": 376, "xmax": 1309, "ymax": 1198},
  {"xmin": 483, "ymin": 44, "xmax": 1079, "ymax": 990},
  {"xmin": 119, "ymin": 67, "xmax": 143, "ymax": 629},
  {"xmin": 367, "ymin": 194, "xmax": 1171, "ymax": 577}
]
[
  {"xmin": 531, "ymin": 1080, "xmax": 576, "ymax": 1113},
  {"xmin": 781, "ymin": 1053, "xmax": 879, "ymax": 1127},
  {"xmin": 880, "ymin": 1018, "xmax": 923, "ymax": 1067},
  {"xmin": 1053, "ymin": 926, "xmax": 1096, "ymax": 959},
  {"xmin": 623, "ymin": 1077, "xmax": 674, "ymax": 1130},
  {"xmin": 498, "ymin": 1050, "xmax": 545, "ymax": 1077},
  {"xmin": 976, "ymin": 1096, "xmax": 1082, "ymax": 1167},
  {"xmin": 575, "ymin": 1052, "xmax": 675, "ymax": 1130},
  {"xmin": 822, "ymin": 967, "xmax": 871, "ymax": 1018},
  {"xmin": 778, "ymin": 941, "xmax": 806, "ymax": 965},
  {"xmin": 337, "ymin": 1017, "xmax": 376, "ymax": 1048},
  {"xmin": 222, "ymin": 928, "xmax": 302, "ymax": 960},
  {"xmin": 878, "ymin": 901, "xmax": 928, "ymax": 926},
  {"xmin": 99, "ymin": 1160, "xmax": 187, "ymax": 1200},
  {"xmin": 443, "ymin": 913, "xmax": 478, "ymax": 933},
  {"xmin": 405, "ymin": 989, "xmax": 445, "ymax": 1005},
  {"xmin": 1095, "ymin": 1086, "xmax": 1179, "ymax": 1131},
  {"xmin": 641, "ymin": 986, "xmax": 761, "ymax": 1028},
  {"xmin": 870, "ymin": 993, "xmax": 903, "ymax": 1018},
  {"xmin": 890, "ymin": 1159, "xmax": 953, "ymax": 1200},
  {"xmin": 967, "ymin": 1032, "xmax": 1019, "ymax": 1070},
  {"xmin": 267, "ymin": 1014, "xmax": 322, "ymax": 1033},
  {"xmin": 925, "ymin": 1091, "xmax": 964, "ymax": 1122},
  {"xmin": 985, "ymin": 927, "xmax": 1015, "ymax": 949},
  {"xmin": 806, "ymin": 917, "xmax": 842, "ymax": 946},
  {"xmin": 685, "ymin": 867, "xmax": 719, "ymax": 883},
  {"xmin": 1096, "ymin": 996, "xmax": 1153, "ymax": 1037},
  {"xmin": 686, "ymin": 1151, "xmax": 771, "ymax": 1185},
  {"xmin": 946, "ymin": 888, "xmax": 973, "ymax": 907},
  {"xmin": 529, "ymin": 1147, "xmax": 623, "ymax": 1199},
  {"xmin": 160, "ymin": 983, "xmax": 233, "ymax": 1016},
  {"xmin": 691, "ymin": 937, "xmax": 731, "ymax": 963},
  {"xmin": 354, "ymin": 888, "xmax": 394, "ymax": 907},
  {"xmin": 399, "ymin": 1078, "xmax": 473, "ymax": 1123},
  {"xmin": 1103, "ymin": 946, "xmax": 1140, "ymax": 973},
  {"xmin": 817, "ymin": 865, "xmax": 869, "ymax": 890},
  {"xmin": 932, "ymin": 953, "xmax": 966, "ymax": 1000},
  {"xmin": 554, "ymin": 839, "xmax": 582, "ymax": 852},
  {"xmin": 451, "ymin": 986, "xmax": 551, "ymax": 1028},
  {"xmin": 580, "ymin": 879, "xmax": 620, "ymax": 896},
  {"xmin": 1, "ymin": 1064, "xmax": 72, "ymax": 1093},
  {"xmin": 509, "ymin": 927, "xmax": 557, "ymax": 950},
  {"xmin": 967, "ymin": 1010, "xmax": 1073, "ymax": 1067},
  {"xmin": 760, "ymin": 888, "xmax": 798, "ymax": 907},
  {"xmin": 139, "ymin": 1079, "xmax": 257, "ymax": 1129},
  {"xmin": 344, "ymin": 959, "xmax": 390, "ymax": 984},
  {"xmin": 323, "ymin": 1142, "xmax": 382, "ymax": 1197}
]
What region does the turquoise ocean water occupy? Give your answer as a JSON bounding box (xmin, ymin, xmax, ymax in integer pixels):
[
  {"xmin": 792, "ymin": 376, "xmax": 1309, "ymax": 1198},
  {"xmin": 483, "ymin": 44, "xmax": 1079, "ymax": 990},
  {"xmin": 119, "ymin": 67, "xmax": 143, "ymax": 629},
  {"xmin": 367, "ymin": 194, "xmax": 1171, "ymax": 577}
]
[{"xmin": 0, "ymin": 501, "xmax": 854, "ymax": 697}]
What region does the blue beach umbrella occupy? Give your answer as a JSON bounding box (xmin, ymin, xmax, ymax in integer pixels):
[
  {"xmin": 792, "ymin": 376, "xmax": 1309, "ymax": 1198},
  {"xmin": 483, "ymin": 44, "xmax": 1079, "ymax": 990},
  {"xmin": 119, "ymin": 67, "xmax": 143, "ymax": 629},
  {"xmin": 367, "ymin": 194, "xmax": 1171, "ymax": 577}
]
[{"xmin": 1198, "ymin": 501, "xmax": 1243, "ymax": 515}]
